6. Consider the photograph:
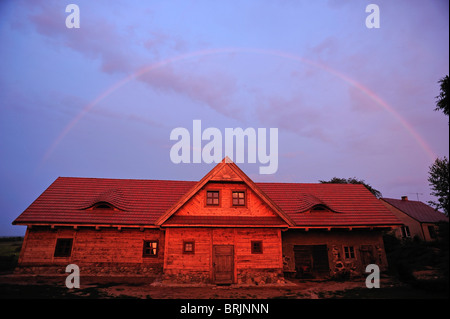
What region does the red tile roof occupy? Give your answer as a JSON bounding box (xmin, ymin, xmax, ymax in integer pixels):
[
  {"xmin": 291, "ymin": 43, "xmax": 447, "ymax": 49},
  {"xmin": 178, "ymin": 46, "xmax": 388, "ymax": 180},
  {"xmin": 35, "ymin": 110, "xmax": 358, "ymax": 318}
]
[
  {"xmin": 13, "ymin": 177, "xmax": 196, "ymax": 226},
  {"xmin": 258, "ymin": 183, "xmax": 401, "ymax": 227},
  {"xmin": 381, "ymin": 198, "xmax": 449, "ymax": 223},
  {"xmin": 13, "ymin": 177, "xmax": 402, "ymax": 228}
]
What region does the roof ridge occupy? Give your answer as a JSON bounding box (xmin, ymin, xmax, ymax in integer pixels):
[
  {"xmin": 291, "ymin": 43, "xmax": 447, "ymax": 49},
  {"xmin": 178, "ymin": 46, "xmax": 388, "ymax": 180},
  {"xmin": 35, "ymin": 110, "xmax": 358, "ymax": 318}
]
[{"xmin": 56, "ymin": 176, "xmax": 197, "ymax": 183}]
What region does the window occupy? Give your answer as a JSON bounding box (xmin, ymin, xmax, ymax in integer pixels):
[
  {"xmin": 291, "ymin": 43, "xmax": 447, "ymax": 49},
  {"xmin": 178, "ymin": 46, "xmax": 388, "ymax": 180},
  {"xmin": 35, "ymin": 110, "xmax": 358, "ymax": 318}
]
[
  {"xmin": 344, "ymin": 246, "xmax": 355, "ymax": 259},
  {"xmin": 54, "ymin": 238, "xmax": 73, "ymax": 257},
  {"xmin": 143, "ymin": 240, "xmax": 158, "ymax": 257},
  {"xmin": 206, "ymin": 191, "xmax": 220, "ymax": 206},
  {"xmin": 401, "ymin": 226, "xmax": 411, "ymax": 238},
  {"xmin": 428, "ymin": 226, "xmax": 437, "ymax": 239},
  {"xmin": 232, "ymin": 191, "xmax": 246, "ymax": 206},
  {"xmin": 183, "ymin": 241, "xmax": 195, "ymax": 254},
  {"xmin": 251, "ymin": 241, "xmax": 263, "ymax": 254},
  {"xmin": 311, "ymin": 205, "xmax": 328, "ymax": 212},
  {"xmin": 91, "ymin": 202, "xmax": 114, "ymax": 210}
]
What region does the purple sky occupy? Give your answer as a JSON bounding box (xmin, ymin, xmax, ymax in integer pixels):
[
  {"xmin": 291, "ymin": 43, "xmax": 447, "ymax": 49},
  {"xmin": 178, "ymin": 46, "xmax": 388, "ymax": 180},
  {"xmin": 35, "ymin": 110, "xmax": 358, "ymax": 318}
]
[{"xmin": 1, "ymin": 0, "xmax": 448, "ymax": 236}]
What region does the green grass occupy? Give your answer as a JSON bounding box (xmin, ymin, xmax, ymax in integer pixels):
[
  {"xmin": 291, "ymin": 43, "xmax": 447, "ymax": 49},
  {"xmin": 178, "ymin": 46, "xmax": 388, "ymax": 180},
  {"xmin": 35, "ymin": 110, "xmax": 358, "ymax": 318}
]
[
  {"xmin": 0, "ymin": 281, "xmax": 143, "ymax": 299},
  {"xmin": 0, "ymin": 237, "xmax": 23, "ymax": 272},
  {"xmin": 0, "ymin": 283, "xmax": 137, "ymax": 299}
]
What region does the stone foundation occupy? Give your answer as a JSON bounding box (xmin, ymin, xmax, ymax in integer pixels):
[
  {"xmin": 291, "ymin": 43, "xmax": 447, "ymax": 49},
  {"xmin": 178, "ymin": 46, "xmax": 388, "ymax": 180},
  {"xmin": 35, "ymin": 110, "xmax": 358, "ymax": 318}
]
[
  {"xmin": 14, "ymin": 263, "xmax": 163, "ymax": 277},
  {"xmin": 237, "ymin": 269, "xmax": 285, "ymax": 285},
  {"xmin": 158, "ymin": 269, "xmax": 285, "ymax": 285},
  {"xmin": 14, "ymin": 264, "xmax": 286, "ymax": 285},
  {"xmin": 161, "ymin": 271, "xmax": 210, "ymax": 284}
]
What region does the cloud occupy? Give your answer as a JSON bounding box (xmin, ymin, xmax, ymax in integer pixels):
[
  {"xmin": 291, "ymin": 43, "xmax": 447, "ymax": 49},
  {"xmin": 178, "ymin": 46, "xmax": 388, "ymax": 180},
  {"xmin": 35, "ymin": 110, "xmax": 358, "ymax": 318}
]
[
  {"xmin": 256, "ymin": 94, "xmax": 332, "ymax": 143},
  {"xmin": 16, "ymin": 1, "xmax": 243, "ymax": 120},
  {"xmin": 87, "ymin": 106, "xmax": 163, "ymax": 129},
  {"xmin": 135, "ymin": 61, "xmax": 240, "ymax": 119},
  {"xmin": 26, "ymin": 3, "xmax": 134, "ymax": 74},
  {"xmin": 144, "ymin": 31, "xmax": 188, "ymax": 59}
]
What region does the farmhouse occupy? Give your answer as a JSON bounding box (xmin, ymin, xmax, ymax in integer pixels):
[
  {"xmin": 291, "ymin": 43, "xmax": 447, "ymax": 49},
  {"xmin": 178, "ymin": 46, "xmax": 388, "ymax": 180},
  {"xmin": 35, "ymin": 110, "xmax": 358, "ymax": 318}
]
[
  {"xmin": 13, "ymin": 159, "xmax": 402, "ymax": 284},
  {"xmin": 380, "ymin": 196, "xmax": 448, "ymax": 241}
]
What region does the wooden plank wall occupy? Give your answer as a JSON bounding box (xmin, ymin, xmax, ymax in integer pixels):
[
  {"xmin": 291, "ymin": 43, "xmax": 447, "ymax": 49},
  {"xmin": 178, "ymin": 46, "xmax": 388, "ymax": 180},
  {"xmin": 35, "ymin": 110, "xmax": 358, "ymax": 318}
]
[
  {"xmin": 18, "ymin": 227, "xmax": 164, "ymax": 266},
  {"xmin": 175, "ymin": 182, "xmax": 279, "ymax": 217},
  {"xmin": 164, "ymin": 227, "xmax": 283, "ymax": 278}
]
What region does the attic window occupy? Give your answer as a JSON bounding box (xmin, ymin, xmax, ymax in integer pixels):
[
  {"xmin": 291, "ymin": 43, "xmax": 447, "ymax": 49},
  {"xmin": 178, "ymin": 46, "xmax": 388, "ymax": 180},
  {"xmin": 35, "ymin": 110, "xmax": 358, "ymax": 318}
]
[
  {"xmin": 310, "ymin": 205, "xmax": 329, "ymax": 212},
  {"xmin": 232, "ymin": 191, "xmax": 246, "ymax": 206},
  {"xmin": 206, "ymin": 191, "xmax": 220, "ymax": 206},
  {"xmin": 92, "ymin": 202, "xmax": 114, "ymax": 210}
]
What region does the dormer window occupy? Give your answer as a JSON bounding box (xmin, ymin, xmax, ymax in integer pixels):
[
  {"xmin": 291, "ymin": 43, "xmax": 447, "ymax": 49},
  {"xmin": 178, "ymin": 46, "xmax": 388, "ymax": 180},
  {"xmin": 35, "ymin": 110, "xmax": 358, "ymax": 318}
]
[
  {"xmin": 79, "ymin": 188, "xmax": 127, "ymax": 211},
  {"xmin": 96, "ymin": 203, "xmax": 112, "ymax": 209},
  {"xmin": 93, "ymin": 202, "xmax": 114, "ymax": 209},
  {"xmin": 297, "ymin": 194, "xmax": 340, "ymax": 214},
  {"xmin": 311, "ymin": 205, "xmax": 328, "ymax": 212},
  {"xmin": 85, "ymin": 201, "xmax": 118, "ymax": 211}
]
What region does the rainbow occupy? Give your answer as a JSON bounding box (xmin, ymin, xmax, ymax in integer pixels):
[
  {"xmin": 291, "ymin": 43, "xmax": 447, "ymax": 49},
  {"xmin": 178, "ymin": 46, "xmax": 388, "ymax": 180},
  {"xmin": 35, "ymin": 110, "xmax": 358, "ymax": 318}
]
[{"xmin": 41, "ymin": 47, "xmax": 437, "ymax": 164}]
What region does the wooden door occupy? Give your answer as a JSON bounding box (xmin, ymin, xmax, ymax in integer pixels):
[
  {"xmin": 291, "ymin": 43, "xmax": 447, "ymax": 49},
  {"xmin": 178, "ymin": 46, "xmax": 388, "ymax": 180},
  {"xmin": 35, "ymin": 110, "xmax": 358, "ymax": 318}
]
[
  {"xmin": 312, "ymin": 245, "xmax": 329, "ymax": 274},
  {"xmin": 294, "ymin": 244, "xmax": 329, "ymax": 278},
  {"xmin": 360, "ymin": 245, "xmax": 376, "ymax": 267},
  {"xmin": 213, "ymin": 245, "xmax": 234, "ymax": 284}
]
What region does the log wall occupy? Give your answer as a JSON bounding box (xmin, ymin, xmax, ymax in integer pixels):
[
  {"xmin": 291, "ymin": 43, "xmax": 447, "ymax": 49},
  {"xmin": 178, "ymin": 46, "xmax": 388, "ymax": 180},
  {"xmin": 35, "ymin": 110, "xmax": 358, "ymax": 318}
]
[
  {"xmin": 16, "ymin": 226, "xmax": 164, "ymax": 276},
  {"xmin": 163, "ymin": 227, "xmax": 284, "ymax": 284}
]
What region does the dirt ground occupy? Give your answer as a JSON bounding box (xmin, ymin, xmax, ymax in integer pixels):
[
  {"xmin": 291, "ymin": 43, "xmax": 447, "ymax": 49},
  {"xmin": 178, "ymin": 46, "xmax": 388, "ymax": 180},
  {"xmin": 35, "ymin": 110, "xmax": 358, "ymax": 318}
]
[{"xmin": 2, "ymin": 273, "xmax": 444, "ymax": 299}]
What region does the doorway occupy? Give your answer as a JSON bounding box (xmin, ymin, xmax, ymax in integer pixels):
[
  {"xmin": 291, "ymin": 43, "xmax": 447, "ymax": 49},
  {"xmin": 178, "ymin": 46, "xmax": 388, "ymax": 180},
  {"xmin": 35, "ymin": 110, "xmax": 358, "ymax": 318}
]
[
  {"xmin": 213, "ymin": 245, "xmax": 234, "ymax": 284},
  {"xmin": 294, "ymin": 244, "xmax": 329, "ymax": 278}
]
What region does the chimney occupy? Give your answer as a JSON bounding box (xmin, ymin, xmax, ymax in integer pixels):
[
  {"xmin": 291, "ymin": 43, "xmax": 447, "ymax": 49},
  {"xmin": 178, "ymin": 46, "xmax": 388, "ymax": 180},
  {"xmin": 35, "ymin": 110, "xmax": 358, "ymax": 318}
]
[{"xmin": 401, "ymin": 196, "xmax": 408, "ymax": 201}]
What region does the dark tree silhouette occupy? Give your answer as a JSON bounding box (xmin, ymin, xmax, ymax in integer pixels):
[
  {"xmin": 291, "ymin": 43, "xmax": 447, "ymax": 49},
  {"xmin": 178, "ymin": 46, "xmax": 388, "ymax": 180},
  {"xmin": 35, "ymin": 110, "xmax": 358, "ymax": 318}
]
[
  {"xmin": 319, "ymin": 177, "xmax": 382, "ymax": 198},
  {"xmin": 428, "ymin": 156, "xmax": 449, "ymax": 216},
  {"xmin": 435, "ymin": 75, "xmax": 449, "ymax": 119}
]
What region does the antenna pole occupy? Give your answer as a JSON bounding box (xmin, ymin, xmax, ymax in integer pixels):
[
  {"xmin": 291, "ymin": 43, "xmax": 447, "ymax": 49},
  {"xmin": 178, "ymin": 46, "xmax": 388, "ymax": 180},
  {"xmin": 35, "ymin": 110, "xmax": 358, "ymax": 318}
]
[{"xmin": 408, "ymin": 192, "xmax": 423, "ymax": 201}]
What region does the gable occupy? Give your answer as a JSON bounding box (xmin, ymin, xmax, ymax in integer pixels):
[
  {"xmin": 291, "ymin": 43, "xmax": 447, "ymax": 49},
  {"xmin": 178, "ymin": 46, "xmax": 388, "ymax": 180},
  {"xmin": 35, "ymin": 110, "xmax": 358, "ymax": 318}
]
[
  {"xmin": 209, "ymin": 163, "xmax": 243, "ymax": 182},
  {"xmin": 161, "ymin": 181, "xmax": 287, "ymax": 227},
  {"xmin": 156, "ymin": 158, "xmax": 294, "ymax": 227}
]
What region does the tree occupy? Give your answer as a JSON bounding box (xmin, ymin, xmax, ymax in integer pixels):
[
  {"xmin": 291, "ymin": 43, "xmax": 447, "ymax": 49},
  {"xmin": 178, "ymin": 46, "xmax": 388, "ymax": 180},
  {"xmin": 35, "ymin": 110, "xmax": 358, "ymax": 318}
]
[
  {"xmin": 435, "ymin": 75, "xmax": 449, "ymax": 119},
  {"xmin": 319, "ymin": 177, "xmax": 382, "ymax": 198},
  {"xmin": 427, "ymin": 156, "xmax": 449, "ymax": 216}
]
